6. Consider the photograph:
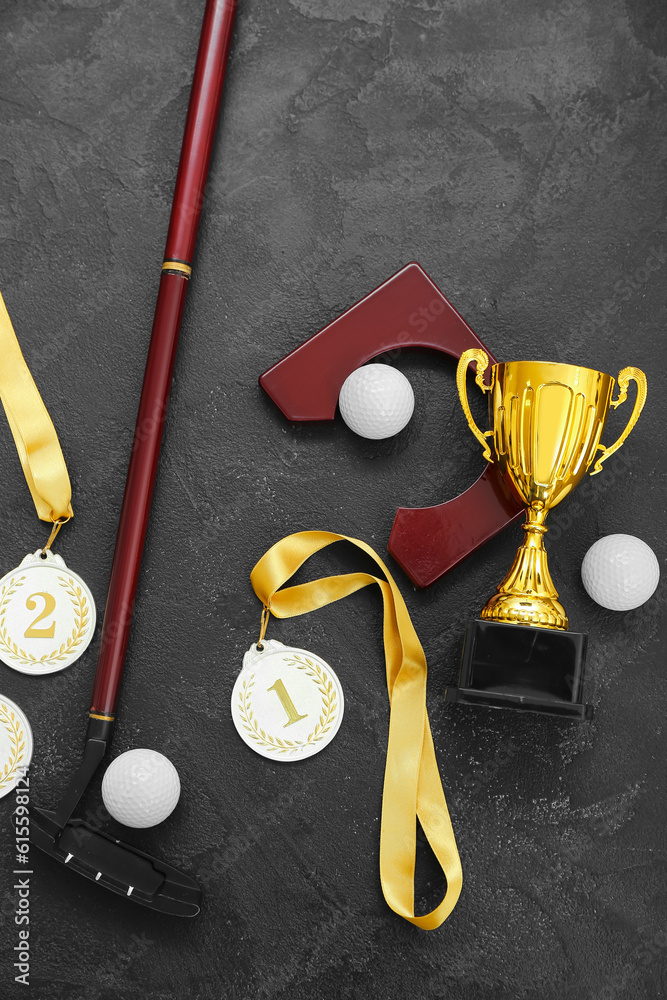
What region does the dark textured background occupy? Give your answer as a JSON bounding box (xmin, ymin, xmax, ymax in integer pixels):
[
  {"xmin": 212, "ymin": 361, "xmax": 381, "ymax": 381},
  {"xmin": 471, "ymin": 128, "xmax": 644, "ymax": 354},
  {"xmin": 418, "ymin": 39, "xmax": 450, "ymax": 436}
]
[{"xmin": 0, "ymin": 1, "xmax": 666, "ymax": 997}]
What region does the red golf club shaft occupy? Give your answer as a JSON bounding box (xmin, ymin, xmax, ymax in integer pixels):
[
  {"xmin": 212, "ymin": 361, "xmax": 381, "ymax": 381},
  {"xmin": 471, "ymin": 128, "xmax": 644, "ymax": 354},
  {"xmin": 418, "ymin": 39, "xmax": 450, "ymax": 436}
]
[{"xmin": 90, "ymin": 0, "xmax": 238, "ymax": 718}]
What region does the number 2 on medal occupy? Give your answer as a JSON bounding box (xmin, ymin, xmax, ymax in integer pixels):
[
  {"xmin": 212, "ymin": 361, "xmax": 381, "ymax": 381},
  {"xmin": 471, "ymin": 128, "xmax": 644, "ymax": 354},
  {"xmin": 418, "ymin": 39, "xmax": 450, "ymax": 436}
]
[
  {"xmin": 268, "ymin": 678, "xmax": 308, "ymax": 728},
  {"xmin": 24, "ymin": 592, "xmax": 56, "ymax": 639}
]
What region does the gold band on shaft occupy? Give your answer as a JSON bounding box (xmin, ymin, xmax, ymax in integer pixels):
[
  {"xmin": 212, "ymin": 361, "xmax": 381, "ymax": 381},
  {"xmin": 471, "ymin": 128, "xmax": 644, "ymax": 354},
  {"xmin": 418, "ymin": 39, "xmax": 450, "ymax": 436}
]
[
  {"xmin": 162, "ymin": 260, "xmax": 192, "ymax": 278},
  {"xmin": 89, "ymin": 712, "xmax": 114, "ymax": 722}
]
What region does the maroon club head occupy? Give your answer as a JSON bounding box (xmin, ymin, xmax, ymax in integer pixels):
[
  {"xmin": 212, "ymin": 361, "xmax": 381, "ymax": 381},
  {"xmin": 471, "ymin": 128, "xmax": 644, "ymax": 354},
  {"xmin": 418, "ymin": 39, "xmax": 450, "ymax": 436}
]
[{"xmin": 259, "ymin": 263, "xmax": 524, "ymax": 587}]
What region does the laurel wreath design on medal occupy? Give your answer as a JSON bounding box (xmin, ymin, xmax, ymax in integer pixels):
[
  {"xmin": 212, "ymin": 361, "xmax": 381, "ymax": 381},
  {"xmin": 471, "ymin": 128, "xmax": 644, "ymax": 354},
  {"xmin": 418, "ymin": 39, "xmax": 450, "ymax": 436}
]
[
  {"xmin": 0, "ymin": 574, "xmax": 90, "ymax": 668},
  {"xmin": 238, "ymin": 654, "xmax": 338, "ymax": 755},
  {"xmin": 0, "ymin": 702, "xmax": 27, "ymax": 792}
]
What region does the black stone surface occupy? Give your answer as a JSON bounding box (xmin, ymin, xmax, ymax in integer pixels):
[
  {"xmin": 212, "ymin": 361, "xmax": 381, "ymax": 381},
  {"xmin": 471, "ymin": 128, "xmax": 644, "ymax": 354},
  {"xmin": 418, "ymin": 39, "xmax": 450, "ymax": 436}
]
[{"xmin": 0, "ymin": 1, "xmax": 666, "ymax": 998}]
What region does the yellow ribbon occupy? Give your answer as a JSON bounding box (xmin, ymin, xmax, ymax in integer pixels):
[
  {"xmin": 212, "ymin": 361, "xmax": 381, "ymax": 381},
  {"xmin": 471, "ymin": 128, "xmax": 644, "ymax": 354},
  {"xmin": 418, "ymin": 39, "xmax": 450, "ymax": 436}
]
[
  {"xmin": 251, "ymin": 530, "xmax": 462, "ymax": 930},
  {"xmin": 0, "ymin": 291, "xmax": 73, "ymax": 524}
]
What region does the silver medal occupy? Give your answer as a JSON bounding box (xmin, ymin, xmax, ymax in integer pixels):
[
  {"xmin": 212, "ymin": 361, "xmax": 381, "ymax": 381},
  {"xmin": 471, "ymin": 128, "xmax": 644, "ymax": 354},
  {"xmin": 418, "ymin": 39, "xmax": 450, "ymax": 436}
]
[{"xmin": 0, "ymin": 550, "xmax": 96, "ymax": 675}]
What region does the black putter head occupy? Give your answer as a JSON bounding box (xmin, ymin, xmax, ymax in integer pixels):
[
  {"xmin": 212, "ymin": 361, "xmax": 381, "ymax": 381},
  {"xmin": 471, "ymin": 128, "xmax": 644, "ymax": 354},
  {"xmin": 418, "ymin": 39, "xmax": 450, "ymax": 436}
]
[
  {"xmin": 30, "ymin": 806, "xmax": 202, "ymax": 917},
  {"xmin": 29, "ymin": 718, "xmax": 202, "ymax": 917}
]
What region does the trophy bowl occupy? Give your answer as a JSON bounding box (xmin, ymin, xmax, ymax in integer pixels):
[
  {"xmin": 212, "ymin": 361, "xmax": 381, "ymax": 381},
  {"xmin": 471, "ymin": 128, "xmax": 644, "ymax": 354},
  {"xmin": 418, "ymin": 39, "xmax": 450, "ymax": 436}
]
[{"xmin": 447, "ymin": 351, "xmax": 647, "ymax": 719}]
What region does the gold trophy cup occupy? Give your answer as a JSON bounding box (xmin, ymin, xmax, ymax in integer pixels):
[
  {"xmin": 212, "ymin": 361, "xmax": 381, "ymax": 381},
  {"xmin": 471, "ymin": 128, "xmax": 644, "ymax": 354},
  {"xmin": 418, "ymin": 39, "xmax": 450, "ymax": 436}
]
[{"xmin": 447, "ymin": 353, "xmax": 647, "ymax": 719}]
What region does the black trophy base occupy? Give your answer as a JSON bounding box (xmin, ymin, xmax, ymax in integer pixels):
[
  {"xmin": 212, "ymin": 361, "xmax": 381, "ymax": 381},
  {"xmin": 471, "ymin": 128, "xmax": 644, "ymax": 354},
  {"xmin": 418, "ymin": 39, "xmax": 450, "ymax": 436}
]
[{"xmin": 446, "ymin": 620, "xmax": 593, "ymax": 720}]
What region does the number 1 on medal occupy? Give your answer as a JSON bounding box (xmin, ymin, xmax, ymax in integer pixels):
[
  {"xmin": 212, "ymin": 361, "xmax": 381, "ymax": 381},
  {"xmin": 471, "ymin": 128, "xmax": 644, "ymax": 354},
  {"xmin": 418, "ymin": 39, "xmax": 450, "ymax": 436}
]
[{"xmin": 268, "ymin": 678, "xmax": 308, "ymax": 728}]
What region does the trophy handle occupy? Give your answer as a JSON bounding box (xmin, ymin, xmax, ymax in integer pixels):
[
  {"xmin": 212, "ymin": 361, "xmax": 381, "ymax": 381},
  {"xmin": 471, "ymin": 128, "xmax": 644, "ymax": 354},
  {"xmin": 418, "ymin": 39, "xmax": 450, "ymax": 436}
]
[
  {"xmin": 591, "ymin": 366, "xmax": 648, "ymax": 475},
  {"xmin": 456, "ymin": 349, "xmax": 494, "ymax": 462}
]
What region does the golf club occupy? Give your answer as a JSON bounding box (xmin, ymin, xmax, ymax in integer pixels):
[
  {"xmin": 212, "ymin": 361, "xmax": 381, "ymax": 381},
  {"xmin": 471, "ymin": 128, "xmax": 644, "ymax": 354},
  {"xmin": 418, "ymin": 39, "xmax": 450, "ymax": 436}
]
[{"xmin": 29, "ymin": 0, "xmax": 239, "ymax": 916}]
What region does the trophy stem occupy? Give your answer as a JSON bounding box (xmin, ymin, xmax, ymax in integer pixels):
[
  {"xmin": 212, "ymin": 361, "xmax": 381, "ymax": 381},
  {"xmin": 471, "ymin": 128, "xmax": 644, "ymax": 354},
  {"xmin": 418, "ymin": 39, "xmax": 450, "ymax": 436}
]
[{"xmin": 480, "ymin": 504, "xmax": 568, "ymax": 630}]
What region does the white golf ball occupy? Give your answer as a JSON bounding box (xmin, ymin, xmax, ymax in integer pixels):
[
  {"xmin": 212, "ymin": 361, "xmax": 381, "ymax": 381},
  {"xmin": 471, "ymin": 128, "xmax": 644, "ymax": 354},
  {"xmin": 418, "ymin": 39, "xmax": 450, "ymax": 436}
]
[
  {"xmin": 102, "ymin": 749, "xmax": 181, "ymax": 829},
  {"xmin": 338, "ymin": 364, "xmax": 415, "ymax": 440},
  {"xmin": 581, "ymin": 534, "xmax": 660, "ymax": 611}
]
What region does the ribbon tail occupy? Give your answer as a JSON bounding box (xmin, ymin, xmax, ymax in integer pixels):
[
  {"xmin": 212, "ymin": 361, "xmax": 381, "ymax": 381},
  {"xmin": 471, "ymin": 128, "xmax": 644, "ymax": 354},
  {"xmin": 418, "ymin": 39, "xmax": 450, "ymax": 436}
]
[
  {"xmin": 0, "ymin": 291, "xmax": 72, "ymax": 522},
  {"xmin": 411, "ymin": 720, "xmax": 463, "ymax": 929},
  {"xmin": 379, "ymin": 679, "xmax": 424, "ymax": 920}
]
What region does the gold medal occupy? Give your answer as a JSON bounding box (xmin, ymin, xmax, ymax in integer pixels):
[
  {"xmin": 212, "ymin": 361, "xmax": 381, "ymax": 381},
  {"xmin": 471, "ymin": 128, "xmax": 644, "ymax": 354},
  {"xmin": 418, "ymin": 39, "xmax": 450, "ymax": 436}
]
[
  {"xmin": 247, "ymin": 530, "xmax": 463, "ymax": 930},
  {"xmin": 231, "ymin": 640, "xmax": 344, "ymax": 761},
  {"xmin": 0, "ymin": 550, "xmax": 95, "ymax": 675}
]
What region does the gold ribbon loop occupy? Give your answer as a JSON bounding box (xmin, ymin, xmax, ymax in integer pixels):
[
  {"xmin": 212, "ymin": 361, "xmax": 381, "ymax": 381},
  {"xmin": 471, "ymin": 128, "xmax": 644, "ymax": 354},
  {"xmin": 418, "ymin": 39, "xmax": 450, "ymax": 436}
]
[
  {"xmin": 0, "ymin": 291, "xmax": 73, "ymax": 524},
  {"xmin": 257, "ymin": 605, "xmax": 271, "ymax": 648},
  {"xmin": 42, "ymin": 516, "xmax": 70, "ymax": 554},
  {"xmin": 251, "ymin": 530, "xmax": 462, "ymax": 929}
]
